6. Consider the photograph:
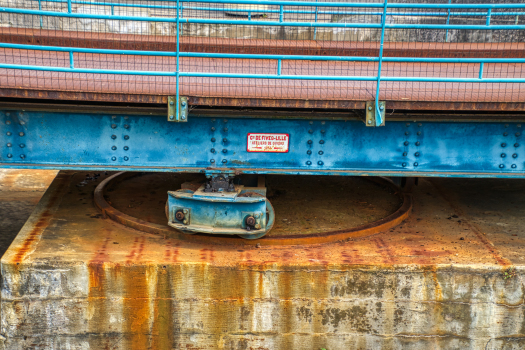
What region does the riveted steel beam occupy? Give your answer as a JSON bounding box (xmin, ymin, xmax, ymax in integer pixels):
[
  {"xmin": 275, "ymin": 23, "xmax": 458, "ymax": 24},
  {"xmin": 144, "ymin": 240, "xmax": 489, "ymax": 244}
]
[{"xmin": 1, "ymin": 110, "xmax": 525, "ymax": 178}]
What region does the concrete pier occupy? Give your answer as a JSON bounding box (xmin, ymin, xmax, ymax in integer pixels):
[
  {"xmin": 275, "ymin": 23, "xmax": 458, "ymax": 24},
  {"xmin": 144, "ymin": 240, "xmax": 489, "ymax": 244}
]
[{"xmin": 1, "ymin": 171, "xmax": 525, "ymax": 349}]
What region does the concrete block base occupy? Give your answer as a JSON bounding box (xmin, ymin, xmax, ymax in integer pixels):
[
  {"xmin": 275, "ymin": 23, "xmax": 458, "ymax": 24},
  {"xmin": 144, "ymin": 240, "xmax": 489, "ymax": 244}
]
[{"xmin": 2, "ymin": 171, "xmax": 525, "ymax": 349}]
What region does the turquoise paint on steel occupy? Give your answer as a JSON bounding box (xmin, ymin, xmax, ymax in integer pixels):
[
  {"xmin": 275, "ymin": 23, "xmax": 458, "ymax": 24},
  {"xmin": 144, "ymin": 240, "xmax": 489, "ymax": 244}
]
[
  {"xmin": 167, "ymin": 188, "xmax": 269, "ymax": 236},
  {"xmin": 375, "ymin": 0, "xmax": 388, "ymax": 127},
  {"xmin": 175, "ymin": 0, "xmax": 180, "ymax": 121},
  {"xmin": 3, "ymin": 7, "xmax": 525, "ymax": 30},
  {"xmin": 1, "ymin": 62, "xmax": 525, "ymax": 84},
  {"xmin": 1, "ymin": 110, "xmax": 525, "ymax": 179},
  {"xmin": 28, "ymin": 0, "xmax": 525, "ymax": 16},
  {"xmin": 3, "ymin": 43, "xmax": 525, "ymax": 65}
]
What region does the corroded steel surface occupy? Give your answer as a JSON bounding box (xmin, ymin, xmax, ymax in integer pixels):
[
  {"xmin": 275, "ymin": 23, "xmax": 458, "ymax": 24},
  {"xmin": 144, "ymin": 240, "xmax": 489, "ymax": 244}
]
[
  {"xmin": 3, "ymin": 89, "xmax": 525, "ymax": 111},
  {"xmin": 2, "ymin": 171, "xmax": 525, "ymax": 349},
  {"xmin": 94, "ymin": 172, "xmax": 412, "ymax": 245},
  {"xmin": 1, "ymin": 27, "xmax": 523, "ymax": 58},
  {"xmin": 1, "ymin": 48, "xmax": 523, "ymax": 104}
]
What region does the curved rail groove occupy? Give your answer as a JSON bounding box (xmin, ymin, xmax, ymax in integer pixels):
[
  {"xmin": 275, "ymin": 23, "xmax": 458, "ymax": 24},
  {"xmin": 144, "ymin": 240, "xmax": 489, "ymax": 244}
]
[{"xmin": 94, "ymin": 172, "xmax": 412, "ymax": 246}]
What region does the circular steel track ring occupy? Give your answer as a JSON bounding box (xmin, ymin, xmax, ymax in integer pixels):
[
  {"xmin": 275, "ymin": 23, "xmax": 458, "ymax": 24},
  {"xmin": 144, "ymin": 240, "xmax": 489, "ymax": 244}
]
[{"xmin": 94, "ymin": 172, "xmax": 412, "ymax": 246}]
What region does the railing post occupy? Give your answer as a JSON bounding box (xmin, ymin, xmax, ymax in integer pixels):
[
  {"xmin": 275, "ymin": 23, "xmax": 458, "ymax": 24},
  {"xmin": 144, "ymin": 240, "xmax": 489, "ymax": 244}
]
[
  {"xmin": 279, "ymin": 5, "xmax": 283, "ymax": 22},
  {"xmin": 486, "ymin": 8, "xmax": 492, "ymax": 26},
  {"xmin": 313, "ymin": 0, "xmax": 319, "ymax": 40},
  {"xmin": 69, "ymin": 51, "xmax": 74, "ymax": 69},
  {"xmin": 479, "ymin": 62, "xmax": 484, "ymax": 80},
  {"xmin": 374, "ymin": 0, "xmax": 388, "ymax": 126},
  {"xmin": 175, "ymin": 0, "xmax": 180, "ymax": 121},
  {"xmin": 445, "ymin": 0, "xmax": 451, "ymax": 42},
  {"xmin": 67, "ymin": 0, "xmax": 71, "ymax": 13},
  {"xmin": 38, "ymin": 0, "xmax": 43, "ymax": 28},
  {"xmin": 277, "ymin": 59, "xmax": 282, "ymax": 75}
]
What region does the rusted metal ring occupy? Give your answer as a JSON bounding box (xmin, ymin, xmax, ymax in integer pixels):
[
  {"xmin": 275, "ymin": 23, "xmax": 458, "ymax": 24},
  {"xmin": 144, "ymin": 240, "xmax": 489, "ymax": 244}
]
[{"xmin": 94, "ymin": 172, "xmax": 412, "ymax": 246}]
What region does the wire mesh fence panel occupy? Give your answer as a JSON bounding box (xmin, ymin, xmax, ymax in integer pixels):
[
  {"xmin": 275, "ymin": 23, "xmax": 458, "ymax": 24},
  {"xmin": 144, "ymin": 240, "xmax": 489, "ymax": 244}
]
[{"xmin": 0, "ymin": 0, "xmax": 523, "ymax": 109}]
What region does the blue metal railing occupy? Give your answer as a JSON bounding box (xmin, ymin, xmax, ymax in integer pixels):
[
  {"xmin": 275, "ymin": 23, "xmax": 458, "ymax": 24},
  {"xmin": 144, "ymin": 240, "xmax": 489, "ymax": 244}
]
[{"xmin": 0, "ymin": 1, "xmax": 524, "ymax": 125}]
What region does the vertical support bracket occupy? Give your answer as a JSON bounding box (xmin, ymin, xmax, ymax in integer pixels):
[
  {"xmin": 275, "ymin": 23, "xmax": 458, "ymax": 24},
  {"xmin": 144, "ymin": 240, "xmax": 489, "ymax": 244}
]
[
  {"xmin": 365, "ymin": 101, "xmax": 385, "ymax": 127},
  {"xmin": 168, "ymin": 96, "xmax": 188, "ymax": 122}
]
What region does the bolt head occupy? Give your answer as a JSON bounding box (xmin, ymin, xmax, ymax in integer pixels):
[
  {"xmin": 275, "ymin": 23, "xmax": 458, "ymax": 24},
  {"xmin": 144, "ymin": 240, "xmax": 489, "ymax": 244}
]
[
  {"xmin": 368, "ymin": 106, "xmax": 372, "ymax": 111},
  {"xmin": 254, "ymin": 224, "xmax": 261, "ymax": 230},
  {"xmin": 6, "ymin": 143, "xmax": 11, "ymax": 147},
  {"xmin": 20, "ymin": 154, "xmax": 25, "ymax": 159},
  {"xmin": 175, "ymin": 211, "xmax": 185, "ymax": 221},
  {"xmin": 318, "ymin": 161, "xmax": 324, "ymax": 166},
  {"xmin": 182, "ymin": 220, "xmax": 188, "ymax": 225},
  {"xmin": 170, "ymin": 101, "xmax": 174, "ymax": 106},
  {"xmin": 367, "ymin": 120, "xmax": 372, "ymax": 124},
  {"xmin": 245, "ymin": 216, "xmax": 256, "ymax": 227},
  {"xmin": 111, "ymin": 157, "xmax": 116, "ymax": 161},
  {"xmin": 19, "ymin": 132, "xmax": 24, "ymax": 137},
  {"xmin": 306, "ymin": 161, "xmax": 312, "ymax": 165},
  {"xmin": 222, "ymin": 159, "xmax": 227, "ymax": 163},
  {"xmin": 512, "ymin": 164, "xmax": 517, "ymax": 169},
  {"xmin": 124, "ymin": 156, "xmax": 129, "ymax": 161},
  {"xmin": 124, "ymin": 146, "xmax": 129, "ymax": 151},
  {"xmin": 7, "ymin": 153, "xmax": 12, "ymax": 158},
  {"xmin": 181, "ymin": 115, "xmax": 186, "ymax": 120},
  {"xmin": 379, "ymin": 105, "xmax": 384, "ymax": 111},
  {"xmin": 169, "ymin": 115, "xmax": 174, "ymax": 120}
]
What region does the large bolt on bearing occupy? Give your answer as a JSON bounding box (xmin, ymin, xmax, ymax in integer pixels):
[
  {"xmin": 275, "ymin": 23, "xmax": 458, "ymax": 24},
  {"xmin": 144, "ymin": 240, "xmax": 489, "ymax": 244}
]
[
  {"xmin": 245, "ymin": 215, "xmax": 256, "ymax": 228},
  {"xmin": 175, "ymin": 210, "xmax": 185, "ymax": 221}
]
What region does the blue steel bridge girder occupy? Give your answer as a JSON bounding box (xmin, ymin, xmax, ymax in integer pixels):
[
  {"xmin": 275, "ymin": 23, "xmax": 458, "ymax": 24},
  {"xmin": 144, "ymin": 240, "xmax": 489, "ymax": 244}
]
[{"xmin": 0, "ymin": 110, "xmax": 524, "ymax": 178}]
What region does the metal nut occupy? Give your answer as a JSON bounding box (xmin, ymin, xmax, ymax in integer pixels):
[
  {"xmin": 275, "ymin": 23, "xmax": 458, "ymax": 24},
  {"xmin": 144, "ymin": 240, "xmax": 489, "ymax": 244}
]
[
  {"xmin": 245, "ymin": 216, "xmax": 256, "ymax": 227},
  {"xmin": 175, "ymin": 210, "xmax": 185, "ymax": 221}
]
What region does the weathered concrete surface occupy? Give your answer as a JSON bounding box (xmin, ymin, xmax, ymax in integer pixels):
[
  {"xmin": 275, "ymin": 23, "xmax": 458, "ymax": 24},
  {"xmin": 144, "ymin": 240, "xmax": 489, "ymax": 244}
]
[
  {"xmin": 2, "ymin": 171, "xmax": 525, "ymax": 349},
  {"xmin": 0, "ymin": 169, "xmax": 57, "ymax": 257}
]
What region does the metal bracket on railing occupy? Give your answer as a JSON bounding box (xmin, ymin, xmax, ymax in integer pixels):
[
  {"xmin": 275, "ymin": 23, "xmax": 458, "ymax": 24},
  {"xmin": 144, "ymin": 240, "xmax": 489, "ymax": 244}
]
[
  {"xmin": 365, "ymin": 101, "xmax": 385, "ymax": 127},
  {"xmin": 167, "ymin": 96, "xmax": 188, "ymax": 122}
]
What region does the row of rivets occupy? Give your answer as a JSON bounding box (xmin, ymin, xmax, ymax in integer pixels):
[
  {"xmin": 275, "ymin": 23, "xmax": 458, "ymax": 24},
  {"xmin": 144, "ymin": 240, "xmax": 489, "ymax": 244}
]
[
  {"xmin": 402, "ymin": 122, "xmax": 423, "ymax": 168},
  {"xmin": 305, "ymin": 121, "xmax": 326, "ymax": 166},
  {"xmin": 210, "ymin": 118, "xmax": 228, "ymax": 164},
  {"xmin": 4, "ymin": 112, "xmax": 26, "ymax": 160},
  {"xmin": 110, "ymin": 116, "xmax": 130, "ymax": 162},
  {"xmin": 499, "ymin": 124, "xmax": 521, "ymax": 169}
]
